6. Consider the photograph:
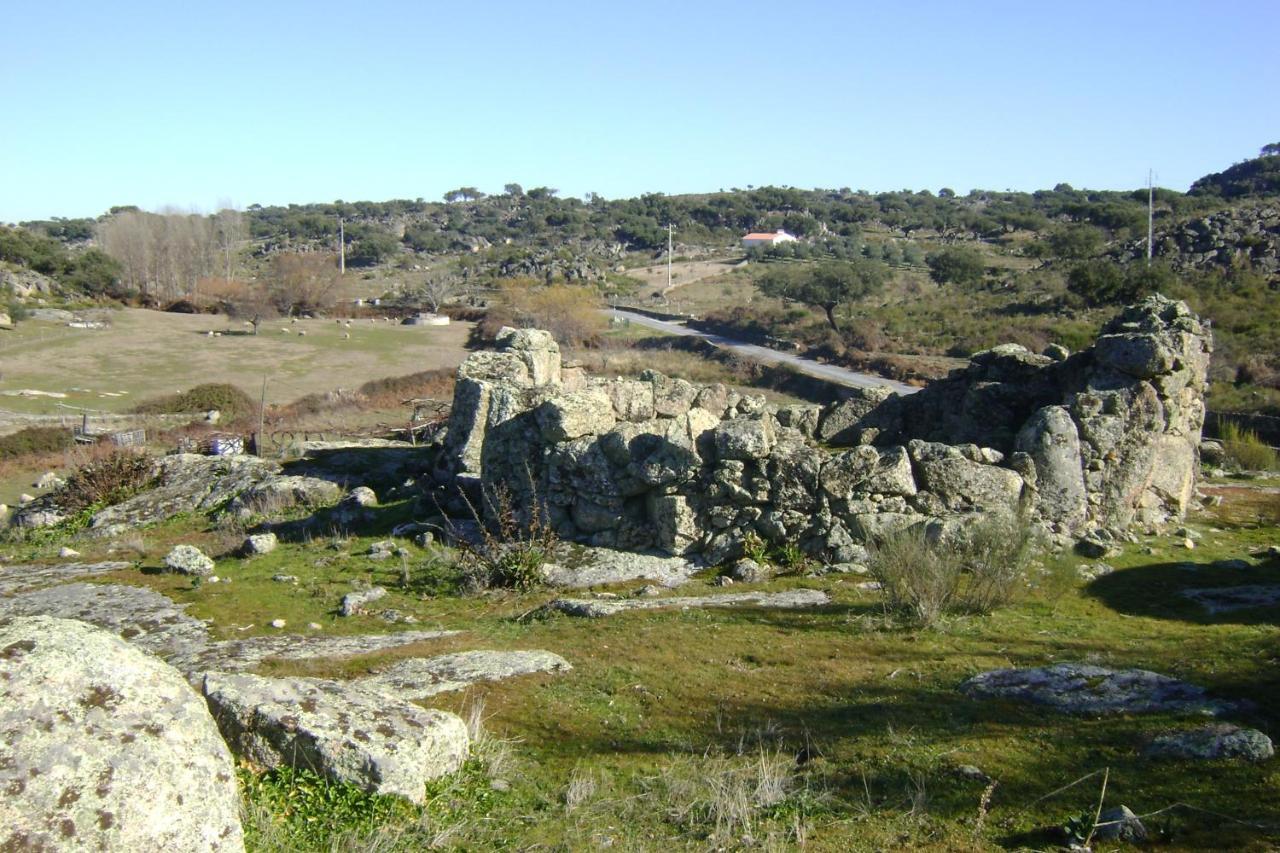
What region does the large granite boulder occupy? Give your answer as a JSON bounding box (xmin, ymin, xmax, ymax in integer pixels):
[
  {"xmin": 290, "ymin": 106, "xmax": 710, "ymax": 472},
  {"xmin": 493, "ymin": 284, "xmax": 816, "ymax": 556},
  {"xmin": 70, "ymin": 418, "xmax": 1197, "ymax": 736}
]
[
  {"xmin": 164, "ymin": 544, "xmax": 216, "ymax": 576},
  {"xmin": 224, "ymin": 474, "xmax": 343, "ymax": 519},
  {"xmin": 537, "ymin": 389, "xmax": 617, "ymax": 442},
  {"xmin": 714, "ymin": 415, "xmax": 775, "ymax": 460},
  {"xmin": 0, "ymin": 616, "xmax": 243, "ymax": 851},
  {"xmin": 816, "ymin": 385, "xmax": 900, "ymax": 445}
]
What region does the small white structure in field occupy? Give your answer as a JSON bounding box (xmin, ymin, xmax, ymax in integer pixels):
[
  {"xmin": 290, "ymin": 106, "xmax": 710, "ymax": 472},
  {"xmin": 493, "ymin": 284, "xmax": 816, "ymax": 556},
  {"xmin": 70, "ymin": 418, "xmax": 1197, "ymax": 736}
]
[
  {"xmin": 403, "ymin": 313, "xmax": 450, "ymax": 327},
  {"xmin": 741, "ymin": 229, "xmax": 798, "ymax": 248}
]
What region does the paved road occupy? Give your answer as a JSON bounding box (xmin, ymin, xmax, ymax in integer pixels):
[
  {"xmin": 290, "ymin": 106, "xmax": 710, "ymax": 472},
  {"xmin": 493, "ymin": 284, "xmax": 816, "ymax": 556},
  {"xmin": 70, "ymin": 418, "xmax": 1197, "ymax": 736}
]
[{"xmin": 609, "ymin": 310, "xmax": 920, "ymax": 396}]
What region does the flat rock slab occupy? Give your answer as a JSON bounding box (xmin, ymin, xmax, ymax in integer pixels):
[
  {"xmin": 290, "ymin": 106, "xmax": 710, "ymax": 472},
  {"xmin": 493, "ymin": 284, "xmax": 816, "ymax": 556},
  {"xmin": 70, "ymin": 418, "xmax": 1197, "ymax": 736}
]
[
  {"xmin": 542, "ymin": 547, "xmax": 704, "ymax": 589},
  {"xmin": 0, "ymin": 616, "xmax": 243, "ymax": 851},
  {"xmin": 1182, "ymin": 584, "xmax": 1280, "ymax": 614},
  {"xmin": 1144, "ymin": 723, "xmax": 1274, "ymax": 761},
  {"xmin": 0, "ymin": 582, "xmax": 213, "ymax": 667},
  {"xmin": 203, "ymin": 672, "xmax": 469, "ymax": 802},
  {"xmin": 0, "ymin": 561, "xmax": 130, "ymax": 595},
  {"xmin": 189, "ymin": 630, "xmax": 463, "ymax": 676},
  {"xmin": 356, "ymin": 650, "xmax": 572, "ymax": 699},
  {"xmin": 0, "ymin": 582, "xmax": 462, "ymax": 681},
  {"xmin": 544, "ymin": 588, "xmax": 831, "ymax": 618},
  {"xmin": 961, "ymin": 663, "xmax": 1241, "ymax": 717}
]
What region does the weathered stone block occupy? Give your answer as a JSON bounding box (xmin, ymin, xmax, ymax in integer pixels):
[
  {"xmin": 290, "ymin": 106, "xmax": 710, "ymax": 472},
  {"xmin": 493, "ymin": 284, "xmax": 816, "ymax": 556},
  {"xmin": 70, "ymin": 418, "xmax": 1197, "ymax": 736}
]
[{"xmin": 715, "ymin": 416, "xmax": 775, "ymax": 460}]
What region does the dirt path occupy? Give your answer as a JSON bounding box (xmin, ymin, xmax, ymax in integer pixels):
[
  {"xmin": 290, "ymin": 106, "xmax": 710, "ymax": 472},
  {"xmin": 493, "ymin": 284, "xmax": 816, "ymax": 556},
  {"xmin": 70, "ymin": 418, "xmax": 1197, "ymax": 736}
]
[
  {"xmin": 622, "ymin": 257, "xmax": 745, "ymax": 295},
  {"xmin": 610, "ymin": 310, "xmax": 919, "ymax": 395}
]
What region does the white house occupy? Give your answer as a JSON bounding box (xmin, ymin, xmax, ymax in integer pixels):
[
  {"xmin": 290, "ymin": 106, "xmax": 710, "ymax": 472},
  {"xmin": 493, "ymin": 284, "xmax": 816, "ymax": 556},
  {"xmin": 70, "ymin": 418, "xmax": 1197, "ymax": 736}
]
[{"xmin": 741, "ymin": 229, "xmax": 798, "ymax": 249}]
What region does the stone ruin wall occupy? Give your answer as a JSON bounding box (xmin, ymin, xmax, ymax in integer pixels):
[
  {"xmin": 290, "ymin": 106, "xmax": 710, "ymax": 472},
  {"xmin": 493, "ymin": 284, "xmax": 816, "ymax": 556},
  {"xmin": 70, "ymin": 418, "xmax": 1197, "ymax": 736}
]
[{"xmin": 434, "ymin": 295, "xmax": 1211, "ymax": 562}]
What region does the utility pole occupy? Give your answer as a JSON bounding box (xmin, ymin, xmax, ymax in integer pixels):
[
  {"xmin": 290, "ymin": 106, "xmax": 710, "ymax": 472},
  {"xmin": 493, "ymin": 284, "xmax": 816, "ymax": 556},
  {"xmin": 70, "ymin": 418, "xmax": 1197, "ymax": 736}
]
[
  {"xmin": 338, "ymin": 217, "xmax": 346, "ymax": 275},
  {"xmin": 1146, "ymin": 169, "xmax": 1155, "ymax": 266},
  {"xmin": 256, "ymin": 375, "xmax": 267, "ymax": 456},
  {"xmin": 667, "ymin": 223, "xmax": 673, "ymax": 292}
]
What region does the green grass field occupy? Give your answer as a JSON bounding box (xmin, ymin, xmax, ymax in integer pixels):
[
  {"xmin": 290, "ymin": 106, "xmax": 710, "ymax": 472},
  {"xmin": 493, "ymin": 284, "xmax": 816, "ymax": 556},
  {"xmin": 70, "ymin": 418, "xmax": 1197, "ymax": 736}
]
[
  {"xmin": 0, "ymin": 308, "xmax": 473, "ymax": 416},
  {"xmin": 6, "ymin": 475, "xmax": 1278, "ymax": 850}
]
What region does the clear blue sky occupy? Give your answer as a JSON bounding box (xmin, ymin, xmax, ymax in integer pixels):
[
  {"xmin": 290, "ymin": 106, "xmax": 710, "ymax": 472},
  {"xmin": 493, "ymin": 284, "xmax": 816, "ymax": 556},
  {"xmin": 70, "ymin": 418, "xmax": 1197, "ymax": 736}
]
[{"xmin": 3, "ymin": 0, "xmax": 1277, "ymax": 222}]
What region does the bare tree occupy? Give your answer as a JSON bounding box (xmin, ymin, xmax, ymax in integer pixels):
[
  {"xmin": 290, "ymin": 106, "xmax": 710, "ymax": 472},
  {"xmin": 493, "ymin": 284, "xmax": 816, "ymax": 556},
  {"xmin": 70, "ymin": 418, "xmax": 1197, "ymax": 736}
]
[
  {"xmin": 217, "ymin": 279, "xmax": 276, "ymax": 334},
  {"xmin": 419, "ymin": 275, "xmax": 457, "ymax": 314},
  {"xmin": 268, "ymin": 252, "xmax": 340, "ymax": 317},
  {"xmin": 213, "ymin": 206, "xmax": 245, "ymax": 283},
  {"xmin": 97, "ymin": 209, "xmax": 219, "ymax": 303}
]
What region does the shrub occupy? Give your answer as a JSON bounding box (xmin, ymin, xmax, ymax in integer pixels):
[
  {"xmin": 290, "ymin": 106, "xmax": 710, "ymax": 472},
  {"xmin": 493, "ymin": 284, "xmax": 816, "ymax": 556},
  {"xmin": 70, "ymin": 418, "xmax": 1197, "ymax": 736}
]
[
  {"xmin": 926, "ymin": 246, "xmax": 986, "ymax": 287},
  {"xmin": 455, "ymin": 482, "xmax": 557, "ymax": 592},
  {"xmin": 955, "ymin": 514, "xmax": 1039, "ymax": 614},
  {"xmin": 0, "ymin": 426, "xmax": 75, "ymax": 461},
  {"xmin": 54, "ymin": 450, "xmax": 154, "ymax": 513},
  {"xmin": 1220, "ymin": 421, "xmax": 1278, "ymax": 471},
  {"xmin": 492, "ymin": 279, "xmax": 606, "ymax": 347},
  {"xmin": 358, "ymin": 369, "xmax": 455, "ymax": 406},
  {"xmin": 868, "ymin": 515, "xmax": 1038, "ymax": 627},
  {"xmin": 868, "ymin": 527, "xmax": 958, "ymax": 627},
  {"xmin": 133, "ymin": 383, "xmax": 256, "ymax": 420}
]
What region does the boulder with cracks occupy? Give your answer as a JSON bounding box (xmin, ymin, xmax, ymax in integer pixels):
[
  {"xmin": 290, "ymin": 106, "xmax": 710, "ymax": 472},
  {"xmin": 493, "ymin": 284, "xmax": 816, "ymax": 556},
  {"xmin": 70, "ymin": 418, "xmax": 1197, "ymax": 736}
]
[
  {"xmin": 0, "ymin": 616, "xmax": 244, "ymax": 851},
  {"xmin": 203, "ymin": 672, "xmax": 470, "ymax": 802}
]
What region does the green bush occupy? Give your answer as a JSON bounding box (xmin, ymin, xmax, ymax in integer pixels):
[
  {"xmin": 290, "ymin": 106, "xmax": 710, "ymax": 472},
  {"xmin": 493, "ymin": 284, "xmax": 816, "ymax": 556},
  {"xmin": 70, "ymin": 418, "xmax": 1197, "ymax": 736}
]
[
  {"xmin": 238, "ymin": 766, "xmax": 411, "ymax": 849},
  {"xmin": 133, "ymin": 383, "xmax": 256, "ymax": 420},
  {"xmin": 0, "ymin": 426, "xmax": 75, "ymax": 461},
  {"xmin": 1220, "ymin": 421, "xmax": 1278, "ymax": 471},
  {"xmin": 54, "ymin": 450, "xmax": 154, "ymax": 513},
  {"xmin": 925, "ymin": 246, "xmax": 986, "ymax": 287},
  {"xmin": 456, "ymin": 483, "xmax": 557, "ymax": 592},
  {"xmin": 868, "ymin": 515, "xmax": 1038, "ymax": 627},
  {"xmin": 5, "ymin": 301, "xmax": 30, "ymax": 322}
]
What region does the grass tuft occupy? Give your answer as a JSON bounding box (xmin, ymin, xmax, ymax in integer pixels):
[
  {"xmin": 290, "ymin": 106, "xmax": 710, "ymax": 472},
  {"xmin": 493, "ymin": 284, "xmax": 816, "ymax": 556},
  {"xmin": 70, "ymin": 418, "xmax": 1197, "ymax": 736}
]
[{"xmin": 1220, "ymin": 421, "xmax": 1278, "ymax": 471}]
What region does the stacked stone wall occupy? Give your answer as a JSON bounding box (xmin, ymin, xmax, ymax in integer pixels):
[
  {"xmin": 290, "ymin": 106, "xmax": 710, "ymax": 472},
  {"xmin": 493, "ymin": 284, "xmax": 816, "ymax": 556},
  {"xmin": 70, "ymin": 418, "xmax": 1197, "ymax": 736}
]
[{"xmin": 436, "ymin": 296, "xmax": 1211, "ymax": 560}]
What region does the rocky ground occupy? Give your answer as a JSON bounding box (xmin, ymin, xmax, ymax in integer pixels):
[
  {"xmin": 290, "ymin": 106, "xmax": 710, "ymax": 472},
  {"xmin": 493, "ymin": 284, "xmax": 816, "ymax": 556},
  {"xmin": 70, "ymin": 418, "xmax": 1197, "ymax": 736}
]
[{"xmin": 1, "ymin": 304, "xmax": 1278, "ymax": 849}]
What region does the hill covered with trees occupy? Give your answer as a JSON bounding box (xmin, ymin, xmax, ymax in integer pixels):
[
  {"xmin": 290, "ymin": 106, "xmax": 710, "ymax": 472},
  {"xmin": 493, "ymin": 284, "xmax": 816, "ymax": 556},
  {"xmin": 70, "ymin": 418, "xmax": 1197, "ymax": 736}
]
[{"xmin": 5, "ymin": 146, "xmax": 1280, "ymax": 417}]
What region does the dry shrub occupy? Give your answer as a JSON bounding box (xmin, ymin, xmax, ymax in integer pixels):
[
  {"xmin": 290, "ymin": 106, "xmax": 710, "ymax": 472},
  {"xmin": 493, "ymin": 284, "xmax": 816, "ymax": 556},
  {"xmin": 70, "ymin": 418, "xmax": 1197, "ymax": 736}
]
[
  {"xmin": 486, "ymin": 278, "xmax": 605, "ymax": 347},
  {"xmin": 869, "ymin": 514, "xmax": 1038, "ymax": 627},
  {"xmin": 648, "ymin": 742, "xmax": 798, "ymax": 845},
  {"xmin": 1234, "ymin": 354, "xmax": 1280, "ymax": 389},
  {"xmin": 570, "ymin": 345, "xmax": 737, "ymax": 385},
  {"xmin": 54, "ymin": 450, "xmax": 154, "ymax": 513},
  {"xmin": 455, "ymin": 482, "xmax": 558, "ymax": 592},
  {"xmin": 845, "ymin": 318, "xmax": 888, "ymax": 353},
  {"xmin": 357, "ymin": 369, "xmax": 455, "ymax": 407}
]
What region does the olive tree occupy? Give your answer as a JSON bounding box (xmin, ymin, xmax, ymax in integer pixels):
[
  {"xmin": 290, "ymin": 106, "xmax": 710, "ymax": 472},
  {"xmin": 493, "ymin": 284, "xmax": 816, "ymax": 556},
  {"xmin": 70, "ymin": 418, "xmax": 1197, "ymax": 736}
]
[{"xmin": 757, "ymin": 258, "xmax": 888, "ymax": 331}]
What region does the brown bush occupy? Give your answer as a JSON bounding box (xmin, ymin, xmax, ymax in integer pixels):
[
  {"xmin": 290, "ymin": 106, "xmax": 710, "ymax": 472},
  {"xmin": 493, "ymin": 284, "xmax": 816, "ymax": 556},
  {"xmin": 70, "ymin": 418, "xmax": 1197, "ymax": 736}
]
[
  {"xmin": 492, "ymin": 279, "xmax": 605, "ymax": 347},
  {"xmin": 358, "ymin": 369, "xmax": 456, "ymax": 407},
  {"xmin": 54, "ymin": 450, "xmax": 155, "ymax": 514},
  {"xmin": 844, "ymin": 318, "xmax": 888, "ymax": 353}
]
